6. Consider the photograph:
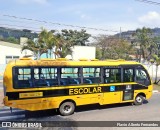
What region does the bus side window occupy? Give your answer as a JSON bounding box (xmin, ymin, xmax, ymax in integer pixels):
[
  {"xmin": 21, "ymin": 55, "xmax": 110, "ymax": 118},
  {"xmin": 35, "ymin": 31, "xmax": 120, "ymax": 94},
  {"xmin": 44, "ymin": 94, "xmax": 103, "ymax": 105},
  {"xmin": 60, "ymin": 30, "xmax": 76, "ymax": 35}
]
[
  {"xmin": 123, "ymin": 68, "xmax": 134, "ymax": 82},
  {"xmin": 34, "ymin": 67, "xmax": 58, "ymax": 87},
  {"xmin": 14, "ymin": 68, "xmax": 32, "ymax": 88},
  {"xmin": 135, "ymin": 68, "xmax": 150, "ymax": 86},
  {"xmin": 60, "ymin": 67, "xmax": 81, "ymax": 86},
  {"xmin": 104, "ymin": 68, "xmax": 121, "ymax": 83},
  {"xmin": 83, "ymin": 67, "xmax": 101, "ymax": 84}
]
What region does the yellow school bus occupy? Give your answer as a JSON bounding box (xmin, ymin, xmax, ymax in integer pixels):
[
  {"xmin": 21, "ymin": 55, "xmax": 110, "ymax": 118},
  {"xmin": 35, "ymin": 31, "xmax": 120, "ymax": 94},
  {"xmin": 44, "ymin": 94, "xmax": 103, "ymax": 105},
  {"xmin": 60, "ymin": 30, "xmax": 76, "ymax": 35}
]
[{"xmin": 3, "ymin": 58, "xmax": 153, "ymax": 116}]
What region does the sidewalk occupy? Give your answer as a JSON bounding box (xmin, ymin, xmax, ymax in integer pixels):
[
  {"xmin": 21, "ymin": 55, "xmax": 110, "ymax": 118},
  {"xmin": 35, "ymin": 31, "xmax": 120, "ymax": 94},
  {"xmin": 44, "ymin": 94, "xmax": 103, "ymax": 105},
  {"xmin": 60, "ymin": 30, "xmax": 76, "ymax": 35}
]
[
  {"xmin": 0, "ymin": 89, "xmax": 4, "ymax": 108},
  {"xmin": 0, "ymin": 80, "xmax": 4, "ymax": 107}
]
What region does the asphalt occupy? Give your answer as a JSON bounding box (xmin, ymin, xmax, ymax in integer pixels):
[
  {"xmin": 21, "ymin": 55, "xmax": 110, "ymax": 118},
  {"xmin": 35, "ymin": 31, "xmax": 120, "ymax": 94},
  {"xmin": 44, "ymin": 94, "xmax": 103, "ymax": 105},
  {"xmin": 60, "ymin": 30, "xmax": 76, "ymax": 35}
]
[{"xmin": 0, "ymin": 94, "xmax": 159, "ymax": 130}]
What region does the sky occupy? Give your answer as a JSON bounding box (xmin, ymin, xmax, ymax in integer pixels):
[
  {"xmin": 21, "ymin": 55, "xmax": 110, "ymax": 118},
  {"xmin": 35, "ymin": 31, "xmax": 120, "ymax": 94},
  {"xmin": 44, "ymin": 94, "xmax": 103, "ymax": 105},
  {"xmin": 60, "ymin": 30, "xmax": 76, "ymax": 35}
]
[{"xmin": 0, "ymin": 0, "xmax": 160, "ymax": 35}]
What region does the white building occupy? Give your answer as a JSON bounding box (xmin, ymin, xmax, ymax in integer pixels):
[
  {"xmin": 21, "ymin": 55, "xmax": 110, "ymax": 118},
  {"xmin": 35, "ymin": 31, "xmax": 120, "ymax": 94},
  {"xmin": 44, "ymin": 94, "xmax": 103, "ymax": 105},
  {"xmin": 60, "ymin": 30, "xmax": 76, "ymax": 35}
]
[
  {"xmin": 0, "ymin": 40, "xmax": 33, "ymax": 78},
  {"xmin": 0, "ymin": 41, "xmax": 33, "ymax": 64},
  {"xmin": 0, "ymin": 41, "xmax": 96, "ymax": 79},
  {"xmin": 66, "ymin": 46, "xmax": 96, "ymax": 60}
]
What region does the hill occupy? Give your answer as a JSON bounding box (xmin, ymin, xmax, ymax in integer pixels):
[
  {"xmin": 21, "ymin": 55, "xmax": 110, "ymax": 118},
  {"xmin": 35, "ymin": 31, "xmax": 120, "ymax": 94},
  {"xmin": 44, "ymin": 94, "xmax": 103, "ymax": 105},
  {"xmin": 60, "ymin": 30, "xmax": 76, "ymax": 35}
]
[
  {"xmin": 116, "ymin": 27, "xmax": 160, "ymax": 41},
  {"xmin": 0, "ymin": 27, "xmax": 38, "ymax": 44}
]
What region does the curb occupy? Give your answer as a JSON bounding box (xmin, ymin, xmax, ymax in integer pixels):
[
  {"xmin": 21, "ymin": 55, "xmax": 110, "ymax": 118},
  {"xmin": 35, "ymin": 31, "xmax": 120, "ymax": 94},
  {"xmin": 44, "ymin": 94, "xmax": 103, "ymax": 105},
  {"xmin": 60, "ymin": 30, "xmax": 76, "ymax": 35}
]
[{"xmin": 152, "ymin": 90, "xmax": 159, "ymax": 93}]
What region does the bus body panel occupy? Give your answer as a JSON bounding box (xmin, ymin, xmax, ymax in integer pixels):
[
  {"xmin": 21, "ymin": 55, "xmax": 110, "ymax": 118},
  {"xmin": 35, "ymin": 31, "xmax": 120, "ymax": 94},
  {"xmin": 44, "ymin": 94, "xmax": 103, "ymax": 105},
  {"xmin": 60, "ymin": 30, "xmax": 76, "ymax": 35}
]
[{"xmin": 3, "ymin": 59, "xmax": 153, "ymax": 112}]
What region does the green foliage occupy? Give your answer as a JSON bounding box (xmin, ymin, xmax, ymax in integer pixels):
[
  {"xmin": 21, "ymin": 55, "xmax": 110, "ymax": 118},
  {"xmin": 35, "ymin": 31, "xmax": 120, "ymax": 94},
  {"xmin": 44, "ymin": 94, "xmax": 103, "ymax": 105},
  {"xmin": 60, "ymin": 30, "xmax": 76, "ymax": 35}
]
[
  {"xmin": 96, "ymin": 47, "xmax": 102, "ymax": 59},
  {"xmin": 6, "ymin": 37, "xmax": 19, "ymax": 44},
  {"xmin": 61, "ymin": 29, "xmax": 91, "ymax": 46},
  {"xmin": 0, "ymin": 27, "xmax": 38, "ymax": 42},
  {"xmin": 151, "ymin": 54, "xmax": 160, "ymax": 84},
  {"xmin": 133, "ymin": 27, "xmax": 156, "ymax": 62},
  {"xmin": 38, "ymin": 28, "xmax": 56, "ymax": 58},
  {"xmin": 54, "ymin": 34, "xmax": 73, "ymax": 58},
  {"xmin": 21, "ymin": 28, "xmax": 90, "ymax": 59},
  {"xmin": 94, "ymin": 35, "xmax": 134, "ymax": 60},
  {"xmin": 22, "ymin": 39, "xmax": 47, "ymax": 59}
]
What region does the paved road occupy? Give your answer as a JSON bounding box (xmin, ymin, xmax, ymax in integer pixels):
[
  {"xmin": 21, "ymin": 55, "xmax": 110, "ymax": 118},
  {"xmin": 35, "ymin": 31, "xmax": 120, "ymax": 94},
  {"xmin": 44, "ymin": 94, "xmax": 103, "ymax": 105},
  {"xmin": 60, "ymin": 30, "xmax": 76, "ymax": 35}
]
[
  {"xmin": 0, "ymin": 82, "xmax": 2, "ymax": 89},
  {"xmin": 0, "ymin": 82, "xmax": 160, "ymax": 130},
  {"xmin": 0, "ymin": 94, "xmax": 160, "ymax": 130}
]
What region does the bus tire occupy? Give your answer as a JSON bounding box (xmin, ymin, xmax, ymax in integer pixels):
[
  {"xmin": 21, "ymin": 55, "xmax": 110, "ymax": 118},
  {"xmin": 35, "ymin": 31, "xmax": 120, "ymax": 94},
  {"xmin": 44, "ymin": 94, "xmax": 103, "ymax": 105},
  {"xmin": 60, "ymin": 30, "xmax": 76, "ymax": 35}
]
[
  {"xmin": 59, "ymin": 101, "xmax": 75, "ymax": 116},
  {"xmin": 134, "ymin": 95, "xmax": 144, "ymax": 105}
]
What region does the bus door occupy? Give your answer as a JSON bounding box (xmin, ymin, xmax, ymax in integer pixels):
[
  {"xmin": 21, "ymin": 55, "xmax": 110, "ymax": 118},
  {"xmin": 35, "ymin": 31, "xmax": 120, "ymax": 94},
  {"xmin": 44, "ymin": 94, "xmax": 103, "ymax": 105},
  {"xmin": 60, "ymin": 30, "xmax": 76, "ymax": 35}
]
[
  {"xmin": 102, "ymin": 67, "xmax": 121, "ymax": 104},
  {"xmin": 121, "ymin": 67, "xmax": 135, "ymax": 102}
]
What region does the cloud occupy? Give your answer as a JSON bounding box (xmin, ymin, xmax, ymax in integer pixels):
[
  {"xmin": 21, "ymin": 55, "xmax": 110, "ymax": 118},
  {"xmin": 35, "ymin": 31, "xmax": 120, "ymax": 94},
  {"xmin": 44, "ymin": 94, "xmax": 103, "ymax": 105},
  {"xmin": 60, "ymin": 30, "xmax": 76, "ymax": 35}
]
[
  {"xmin": 15, "ymin": 0, "xmax": 49, "ymax": 5},
  {"xmin": 138, "ymin": 11, "xmax": 160, "ymax": 26},
  {"xmin": 80, "ymin": 14, "xmax": 91, "ymax": 20}
]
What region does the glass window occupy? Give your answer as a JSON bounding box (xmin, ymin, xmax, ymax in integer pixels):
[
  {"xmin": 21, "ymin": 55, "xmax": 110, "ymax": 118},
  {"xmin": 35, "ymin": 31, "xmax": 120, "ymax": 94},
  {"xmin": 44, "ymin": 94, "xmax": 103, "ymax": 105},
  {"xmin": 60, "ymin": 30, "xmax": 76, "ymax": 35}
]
[
  {"xmin": 34, "ymin": 67, "xmax": 58, "ymax": 87},
  {"xmin": 83, "ymin": 67, "xmax": 101, "ymax": 84},
  {"xmin": 41, "ymin": 68, "xmax": 57, "ymax": 79},
  {"xmin": 61, "ymin": 68, "xmax": 79, "ymax": 78},
  {"xmin": 123, "ymin": 68, "xmax": 134, "ymax": 82},
  {"xmin": 136, "ymin": 69, "xmax": 147, "ymax": 80},
  {"xmin": 136, "ymin": 69, "xmax": 150, "ymax": 86},
  {"xmin": 14, "ymin": 68, "xmax": 32, "ymax": 88},
  {"xmin": 104, "ymin": 68, "xmax": 121, "ymax": 83},
  {"xmin": 60, "ymin": 67, "xmax": 81, "ymax": 85},
  {"xmin": 18, "ymin": 68, "xmax": 31, "ymax": 80}
]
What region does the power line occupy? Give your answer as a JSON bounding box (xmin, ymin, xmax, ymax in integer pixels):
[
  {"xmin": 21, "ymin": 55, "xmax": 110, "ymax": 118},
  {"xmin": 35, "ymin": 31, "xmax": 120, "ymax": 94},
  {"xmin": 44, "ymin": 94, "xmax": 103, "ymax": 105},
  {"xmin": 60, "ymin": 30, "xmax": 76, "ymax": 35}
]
[
  {"xmin": 1, "ymin": 14, "xmax": 120, "ymax": 33},
  {"xmin": 135, "ymin": 0, "xmax": 160, "ymax": 6}
]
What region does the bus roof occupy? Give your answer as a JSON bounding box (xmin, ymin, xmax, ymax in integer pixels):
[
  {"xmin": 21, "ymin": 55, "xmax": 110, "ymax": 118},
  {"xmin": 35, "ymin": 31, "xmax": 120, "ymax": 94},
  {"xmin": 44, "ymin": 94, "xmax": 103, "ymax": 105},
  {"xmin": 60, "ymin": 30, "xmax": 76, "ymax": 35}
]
[{"xmin": 7, "ymin": 58, "xmax": 141, "ymax": 67}]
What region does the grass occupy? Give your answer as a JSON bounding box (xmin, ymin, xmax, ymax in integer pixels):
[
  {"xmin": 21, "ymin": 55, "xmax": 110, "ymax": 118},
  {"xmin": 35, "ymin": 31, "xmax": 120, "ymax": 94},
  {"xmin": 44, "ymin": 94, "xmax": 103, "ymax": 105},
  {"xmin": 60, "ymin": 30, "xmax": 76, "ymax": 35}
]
[{"xmin": 153, "ymin": 84, "xmax": 160, "ymax": 91}]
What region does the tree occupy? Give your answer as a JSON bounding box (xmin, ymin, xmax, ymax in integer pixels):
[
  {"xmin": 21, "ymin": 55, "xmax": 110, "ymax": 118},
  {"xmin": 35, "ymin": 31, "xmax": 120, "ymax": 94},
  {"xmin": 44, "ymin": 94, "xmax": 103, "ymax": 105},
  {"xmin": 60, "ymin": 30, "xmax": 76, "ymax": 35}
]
[
  {"xmin": 94, "ymin": 35, "xmax": 134, "ymax": 60},
  {"xmin": 22, "ymin": 39, "xmax": 47, "ymax": 59},
  {"xmin": 21, "ymin": 28, "xmax": 90, "ymax": 59},
  {"xmin": 38, "ymin": 28, "xmax": 56, "ymax": 58},
  {"xmin": 61, "ymin": 29, "xmax": 91, "ymax": 46},
  {"xmin": 6, "ymin": 36, "xmax": 19, "ymax": 44},
  {"xmin": 133, "ymin": 27, "xmax": 154, "ymax": 62},
  {"xmin": 152, "ymin": 55, "xmax": 160, "ymax": 84},
  {"xmin": 54, "ymin": 34, "xmax": 73, "ymax": 58}
]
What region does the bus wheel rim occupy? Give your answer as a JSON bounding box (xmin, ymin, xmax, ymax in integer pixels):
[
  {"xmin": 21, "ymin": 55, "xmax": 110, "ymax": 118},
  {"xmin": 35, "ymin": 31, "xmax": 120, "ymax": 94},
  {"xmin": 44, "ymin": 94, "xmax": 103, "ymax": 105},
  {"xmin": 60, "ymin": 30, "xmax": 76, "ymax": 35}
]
[
  {"xmin": 63, "ymin": 105, "xmax": 72, "ymax": 113},
  {"xmin": 136, "ymin": 97, "xmax": 142, "ymax": 103}
]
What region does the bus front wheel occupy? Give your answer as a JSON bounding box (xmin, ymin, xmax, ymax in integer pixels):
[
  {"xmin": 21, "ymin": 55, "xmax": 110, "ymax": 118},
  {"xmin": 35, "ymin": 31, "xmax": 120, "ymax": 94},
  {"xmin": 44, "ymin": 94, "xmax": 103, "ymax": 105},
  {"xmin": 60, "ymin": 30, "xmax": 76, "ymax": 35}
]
[
  {"xmin": 134, "ymin": 95, "xmax": 144, "ymax": 105},
  {"xmin": 59, "ymin": 101, "xmax": 75, "ymax": 116}
]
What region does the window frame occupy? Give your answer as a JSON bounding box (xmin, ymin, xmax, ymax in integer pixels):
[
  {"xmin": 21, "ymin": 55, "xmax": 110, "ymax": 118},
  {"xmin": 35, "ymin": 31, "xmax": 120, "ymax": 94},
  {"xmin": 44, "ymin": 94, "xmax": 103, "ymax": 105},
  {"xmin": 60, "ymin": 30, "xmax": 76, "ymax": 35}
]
[
  {"xmin": 135, "ymin": 66, "xmax": 151, "ymax": 86},
  {"xmin": 60, "ymin": 67, "xmax": 81, "ymax": 86},
  {"xmin": 82, "ymin": 66, "xmax": 102, "ymax": 84},
  {"xmin": 13, "ymin": 66, "xmax": 59, "ymax": 89},
  {"xmin": 123, "ymin": 68, "xmax": 135, "ymax": 83},
  {"xmin": 103, "ymin": 66, "xmax": 122, "ymax": 84},
  {"xmin": 13, "ymin": 66, "xmax": 32, "ymax": 89},
  {"xmin": 33, "ymin": 67, "xmax": 58, "ymax": 87}
]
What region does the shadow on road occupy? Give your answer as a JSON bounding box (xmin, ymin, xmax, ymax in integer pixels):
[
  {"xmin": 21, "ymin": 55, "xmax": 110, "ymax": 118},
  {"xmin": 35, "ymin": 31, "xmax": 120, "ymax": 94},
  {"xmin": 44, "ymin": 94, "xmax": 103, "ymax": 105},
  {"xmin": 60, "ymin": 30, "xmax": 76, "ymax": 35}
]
[
  {"xmin": 25, "ymin": 100, "xmax": 149, "ymax": 118},
  {"xmin": 143, "ymin": 100, "xmax": 149, "ymax": 104},
  {"xmin": 25, "ymin": 109, "xmax": 58, "ymax": 119},
  {"xmin": 24, "ymin": 103, "xmax": 131, "ymax": 119},
  {"xmin": 75, "ymin": 102, "xmax": 132, "ymax": 113}
]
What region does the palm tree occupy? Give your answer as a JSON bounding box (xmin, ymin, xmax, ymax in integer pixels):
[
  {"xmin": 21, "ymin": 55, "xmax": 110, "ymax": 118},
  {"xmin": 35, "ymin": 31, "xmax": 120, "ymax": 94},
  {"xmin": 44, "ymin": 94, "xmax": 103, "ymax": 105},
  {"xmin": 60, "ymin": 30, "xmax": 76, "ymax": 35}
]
[
  {"xmin": 38, "ymin": 28, "xmax": 56, "ymax": 58},
  {"xmin": 54, "ymin": 34, "xmax": 73, "ymax": 58},
  {"xmin": 152, "ymin": 55, "xmax": 160, "ymax": 84},
  {"xmin": 134, "ymin": 27, "xmax": 153, "ymax": 62},
  {"xmin": 22, "ymin": 39, "xmax": 47, "ymax": 59}
]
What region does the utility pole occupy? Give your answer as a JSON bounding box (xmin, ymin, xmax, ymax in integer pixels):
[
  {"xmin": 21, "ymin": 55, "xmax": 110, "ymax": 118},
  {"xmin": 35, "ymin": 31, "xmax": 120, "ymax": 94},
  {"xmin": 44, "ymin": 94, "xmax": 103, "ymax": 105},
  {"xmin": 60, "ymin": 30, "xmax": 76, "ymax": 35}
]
[{"xmin": 119, "ymin": 27, "xmax": 122, "ymax": 40}]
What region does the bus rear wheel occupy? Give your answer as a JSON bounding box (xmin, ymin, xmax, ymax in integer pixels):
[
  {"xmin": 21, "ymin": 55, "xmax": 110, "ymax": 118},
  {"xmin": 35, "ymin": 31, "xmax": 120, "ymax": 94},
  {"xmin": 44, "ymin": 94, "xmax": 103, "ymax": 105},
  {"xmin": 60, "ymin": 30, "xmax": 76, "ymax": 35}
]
[
  {"xmin": 59, "ymin": 101, "xmax": 75, "ymax": 116},
  {"xmin": 134, "ymin": 95, "xmax": 144, "ymax": 105}
]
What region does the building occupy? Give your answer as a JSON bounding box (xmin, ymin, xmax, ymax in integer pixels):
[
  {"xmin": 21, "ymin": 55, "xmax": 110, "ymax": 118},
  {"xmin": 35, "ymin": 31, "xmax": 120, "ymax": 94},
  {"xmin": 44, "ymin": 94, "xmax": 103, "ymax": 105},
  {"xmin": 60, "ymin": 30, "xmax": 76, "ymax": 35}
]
[
  {"xmin": 0, "ymin": 40, "xmax": 33, "ymax": 79},
  {"xmin": 66, "ymin": 46, "xmax": 96, "ymax": 60},
  {"xmin": 0, "ymin": 41, "xmax": 96, "ymax": 79}
]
